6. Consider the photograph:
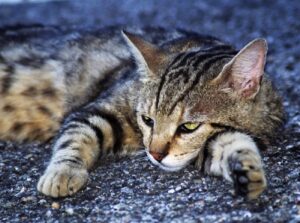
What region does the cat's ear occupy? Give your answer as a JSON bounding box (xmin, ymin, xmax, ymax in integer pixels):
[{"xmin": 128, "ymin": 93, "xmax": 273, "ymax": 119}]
[
  {"xmin": 212, "ymin": 39, "xmax": 267, "ymax": 99},
  {"xmin": 122, "ymin": 31, "xmax": 166, "ymax": 76}
]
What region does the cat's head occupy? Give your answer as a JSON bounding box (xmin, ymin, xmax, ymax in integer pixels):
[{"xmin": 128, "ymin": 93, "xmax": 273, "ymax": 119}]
[{"xmin": 123, "ymin": 31, "xmax": 282, "ymax": 171}]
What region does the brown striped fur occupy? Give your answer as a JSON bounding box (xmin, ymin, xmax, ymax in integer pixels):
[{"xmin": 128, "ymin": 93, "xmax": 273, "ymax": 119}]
[{"xmin": 0, "ymin": 26, "xmax": 283, "ymax": 199}]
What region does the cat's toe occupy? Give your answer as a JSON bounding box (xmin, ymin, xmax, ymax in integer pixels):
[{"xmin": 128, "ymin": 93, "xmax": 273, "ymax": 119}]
[
  {"xmin": 229, "ymin": 151, "xmax": 266, "ymax": 199},
  {"xmin": 66, "ymin": 169, "xmax": 89, "ymax": 196},
  {"xmin": 37, "ymin": 165, "xmax": 88, "ymax": 197},
  {"xmin": 246, "ymin": 168, "xmax": 266, "ymax": 199}
]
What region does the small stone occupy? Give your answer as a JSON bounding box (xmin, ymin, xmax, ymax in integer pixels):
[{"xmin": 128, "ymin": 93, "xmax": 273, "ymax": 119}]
[
  {"xmin": 242, "ymin": 211, "xmax": 252, "ymax": 218},
  {"xmin": 38, "ymin": 199, "xmax": 47, "ymax": 205},
  {"xmin": 46, "ymin": 210, "xmax": 52, "ymax": 217},
  {"xmin": 197, "ymin": 200, "xmax": 205, "ymax": 207},
  {"xmin": 66, "ymin": 207, "xmax": 74, "ymax": 215},
  {"xmin": 168, "ymin": 189, "xmax": 175, "ymax": 193},
  {"xmin": 24, "ymin": 154, "xmax": 33, "ymax": 159},
  {"xmin": 175, "ymin": 186, "xmax": 182, "ymax": 191},
  {"xmin": 3, "ymin": 201, "xmax": 14, "ymax": 208},
  {"xmin": 194, "ymin": 179, "xmax": 203, "ymax": 184},
  {"xmin": 275, "ymin": 199, "xmax": 281, "ymax": 204},
  {"xmin": 286, "ymin": 144, "xmax": 294, "ymax": 149},
  {"xmin": 121, "ymin": 187, "xmax": 133, "ymax": 194},
  {"xmin": 51, "ymin": 202, "xmax": 60, "ymax": 209},
  {"xmin": 21, "ymin": 196, "xmax": 35, "ymax": 202},
  {"xmin": 15, "ymin": 187, "xmax": 26, "ymax": 196},
  {"xmin": 288, "ymin": 169, "xmax": 300, "ymax": 179},
  {"xmin": 204, "ymin": 196, "xmax": 215, "ymax": 202},
  {"xmin": 296, "ymin": 197, "xmax": 300, "ymax": 205}
]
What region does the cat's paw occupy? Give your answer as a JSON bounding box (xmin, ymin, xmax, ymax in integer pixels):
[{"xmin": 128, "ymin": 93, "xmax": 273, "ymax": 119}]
[
  {"xmin": 37, "ymin": 164, "xmax": 88, "ymax": 198},
  {"xmin": 229, "ymin": 150, "xmax": 266, "ymax": 199}
]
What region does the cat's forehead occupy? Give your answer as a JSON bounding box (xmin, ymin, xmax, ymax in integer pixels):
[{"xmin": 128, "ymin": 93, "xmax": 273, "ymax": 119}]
[{"xmin": 152, "ymin": 49, "xmax": 234, "ymax": 115}]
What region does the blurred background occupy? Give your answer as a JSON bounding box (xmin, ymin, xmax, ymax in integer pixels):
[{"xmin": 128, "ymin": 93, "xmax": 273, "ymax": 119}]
[
  {"xmin": 0, "ymin": 0, "xmax": 299, "ymax": 102},
  {"xmin": 0, "ymin": 0, "xmax": 298, "ymax": 48}
]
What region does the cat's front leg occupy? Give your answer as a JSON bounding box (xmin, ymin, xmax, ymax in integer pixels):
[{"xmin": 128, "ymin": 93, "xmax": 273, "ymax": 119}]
[
  {"xmin": 205, "ymin": 132, "xmax": 266, "ymax": 199},
  {"xmin": 37, "ymin": 107, "xmax": 114, "ymax": 197}
]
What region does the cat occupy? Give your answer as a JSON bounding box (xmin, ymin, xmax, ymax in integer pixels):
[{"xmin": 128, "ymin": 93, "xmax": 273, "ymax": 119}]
[{"xmin": 0, "ymin": 25, "xmax": 284, "ymax": 199}]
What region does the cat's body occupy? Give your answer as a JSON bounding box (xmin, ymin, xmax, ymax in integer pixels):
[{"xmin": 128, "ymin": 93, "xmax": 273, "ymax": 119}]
[
  {"xmin": 0, "ymin": 25, "xmax": 137, "ymax": 142},
  {"xmin": 0, "ymin": 25, "xmax": 284, "ymax": 199}
]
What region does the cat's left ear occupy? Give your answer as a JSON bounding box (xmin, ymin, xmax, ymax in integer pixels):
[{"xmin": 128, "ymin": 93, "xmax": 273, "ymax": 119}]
[
  {"xmin": 122, "ymin": 31, "xmax": 167, "ymax": 77},
  {"xmin": 212, "ymin": 39, "xmax": 267, "ymax": 99}
]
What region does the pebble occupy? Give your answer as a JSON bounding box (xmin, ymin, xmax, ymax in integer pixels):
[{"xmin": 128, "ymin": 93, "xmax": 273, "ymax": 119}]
[
  {"xmin": 15, "ymin": 187, "xmax": 26, "ymax": 197},
  {"xmin": 288, "ymin": 169, "xmax": 300, "ymax": 179},
  {"xmin": 38, "ymin": 199, "xmax": 47, "ymax": 205},
  {"xmin": 296, "ymin": 197, "xmax": 300, "ymax": 205},
  {"xmin": 193, "ymin": 179, "xmax": 202, "ymax": 184},
  {"xmin": 175, "ymin": 186, "xmax": 182, "ymax": 191},
  {"xmin": 205, "ymin": 196, "xmax": 216, "ymax": 202},
  {"xmin": 46, "ymin": 210, "xmax": 52, "ymax": 217},
  {"xmin": 21, "ymin": 196, "xmax": 35, "ymax": 202},
  {"xmin": 121, "ymin": 187, "xmax": 133, "ymax": 194},
  {"xmin": 286, "ymin": 144, "xmax": 295, "ymax": 149},
  {"xmin": 51, "ymin": 202, "xmax": 60, "ymax": 209},
  {"xmin": 24, "ymin": 154, "xmax": 33, "ymax": 159},
  {"xmin": 66, "ymin": 208, "xmax": 74, "ymax": 215},
  {"xmin": 168, "ymin": 189, "xmax": 175, "ymax": 194}
]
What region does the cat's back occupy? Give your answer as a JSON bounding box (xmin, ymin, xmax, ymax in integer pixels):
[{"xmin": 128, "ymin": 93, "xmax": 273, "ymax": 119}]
[
  {"xmin": 0, "ymin": 25, "xmax": 133, "ymax": 142},
  {"xmin": 0, "ymin": 25, "xmax": 226, "ymax": 142}
]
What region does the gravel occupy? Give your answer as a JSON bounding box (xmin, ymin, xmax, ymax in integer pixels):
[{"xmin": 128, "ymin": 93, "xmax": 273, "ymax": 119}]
[{"xmin": 0, "ymin": 0, "xmax": 300, "ymax": 222}]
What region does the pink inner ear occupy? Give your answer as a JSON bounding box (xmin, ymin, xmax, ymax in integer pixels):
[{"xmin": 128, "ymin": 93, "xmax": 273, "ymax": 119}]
[
  {"xmin": 241, "ymin": 79, "xmax": 258, "ymax": 97},
  {"xmin": 230, "ymin": 41, "xmax": 266, "ymax": 98}
]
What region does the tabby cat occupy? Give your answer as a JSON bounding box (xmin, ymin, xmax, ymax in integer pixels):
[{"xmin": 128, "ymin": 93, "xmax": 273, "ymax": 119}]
[{"xmin": 0, "ymin": 26, "xmax": 283, "ymax": 199}]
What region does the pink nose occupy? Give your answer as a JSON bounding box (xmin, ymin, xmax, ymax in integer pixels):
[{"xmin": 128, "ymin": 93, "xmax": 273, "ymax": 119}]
[{"xmin": 150, "ymin": 151, "xmax": 167, "ymax": 162}]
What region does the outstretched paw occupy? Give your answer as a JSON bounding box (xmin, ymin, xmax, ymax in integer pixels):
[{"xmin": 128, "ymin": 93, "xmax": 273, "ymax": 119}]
[
  {"xmin": 229, "ymin": 150, "xmax": 266, "ymax": 199},
  {"xmin": 37, "ymin": 165, "xmax": 88, "ymax": 198}
]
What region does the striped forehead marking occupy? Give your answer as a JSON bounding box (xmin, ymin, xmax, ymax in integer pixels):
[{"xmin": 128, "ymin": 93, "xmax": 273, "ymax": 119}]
[{"xmin": 155, "ymin": 45, "xmax": 237, "ymax": 115}]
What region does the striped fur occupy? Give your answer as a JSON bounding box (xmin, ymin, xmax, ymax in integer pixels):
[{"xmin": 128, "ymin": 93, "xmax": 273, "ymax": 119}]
[{"xmin": 0, "ymin": 26, "xmax": 283, "ymax": 199}]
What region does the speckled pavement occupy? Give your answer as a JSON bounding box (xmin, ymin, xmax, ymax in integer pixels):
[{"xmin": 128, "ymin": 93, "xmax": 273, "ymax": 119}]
[{"xmin": 0, "ymin": 0, "xmax": 299, "ymax": 222}]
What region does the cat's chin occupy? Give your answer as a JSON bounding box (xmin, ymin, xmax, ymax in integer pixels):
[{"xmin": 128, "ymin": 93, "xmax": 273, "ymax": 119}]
[{"xmin": 145, "ymin": 150, "xmax": 187, "ymax": 172}]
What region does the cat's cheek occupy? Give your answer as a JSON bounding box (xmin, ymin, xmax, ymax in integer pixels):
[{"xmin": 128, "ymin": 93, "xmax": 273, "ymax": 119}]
[
  {"xmin": 143, "ymin": 128, "xmax": 152, "ymax": 147},
  {"xmin": 161, "ymin": 151, "xmax": 199, "ymax": 170},
  {"xmin": 141, "ymin": 128, "xmax": 152, "ymax": 148},
  {"xmin": 136, "ymin": 118, "xmax": 151, "ymax": 148}
]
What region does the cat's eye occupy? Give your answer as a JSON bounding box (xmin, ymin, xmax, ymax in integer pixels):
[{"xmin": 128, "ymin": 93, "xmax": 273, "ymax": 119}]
[
  {"xmin": 141, "ymin": 115, "xmax": 154, "ymax": 127},
  {"xmin": 178, "ymin": 122, "xmax": 201, "ymax": 134}
]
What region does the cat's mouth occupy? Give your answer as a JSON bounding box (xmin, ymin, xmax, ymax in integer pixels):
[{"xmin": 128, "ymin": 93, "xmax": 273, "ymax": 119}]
[{"xmin": 145, "ymin": 150, "xmax": 195, "ymax": 172}]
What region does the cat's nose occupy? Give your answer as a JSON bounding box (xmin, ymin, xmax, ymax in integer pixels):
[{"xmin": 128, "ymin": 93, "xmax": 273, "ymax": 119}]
[{"xmin": 149, "ymin": 151, "xmax": 167, "ymax": 162}]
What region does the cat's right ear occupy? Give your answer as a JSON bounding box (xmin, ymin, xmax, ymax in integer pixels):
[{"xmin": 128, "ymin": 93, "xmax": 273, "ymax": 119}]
[
  {"xmin": 122, "ymin": 31, "xmax": 167, "ymax": 77},
  {"xmin": 211, "ymin": 38, "xmax": 267, "ymax": 99}
]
